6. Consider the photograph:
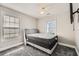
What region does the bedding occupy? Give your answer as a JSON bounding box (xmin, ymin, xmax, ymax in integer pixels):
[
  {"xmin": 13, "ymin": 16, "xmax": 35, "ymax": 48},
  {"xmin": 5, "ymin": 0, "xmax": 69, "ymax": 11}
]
[
  {"xmin": 27, "ymin": 33, "xmax": 56, "ymax": 39},
  {"xmin": 25, "ymin": 29, "xmax": 39, "ymax": 39}
]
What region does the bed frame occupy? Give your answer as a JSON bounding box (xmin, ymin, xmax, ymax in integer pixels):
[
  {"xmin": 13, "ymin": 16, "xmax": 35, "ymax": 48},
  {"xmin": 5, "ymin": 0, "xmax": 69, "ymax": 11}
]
[
  {"xmin": 23, "ymin": 29, "xmax": 58, "ymax": 55},
  {"xmin": 26, "ymin": 41, "xmax": 58, "ymax": 55}
]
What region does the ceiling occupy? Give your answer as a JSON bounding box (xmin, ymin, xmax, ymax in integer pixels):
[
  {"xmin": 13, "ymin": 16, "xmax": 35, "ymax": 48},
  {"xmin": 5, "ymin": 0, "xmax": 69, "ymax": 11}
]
[{"xmin": 1, "ymin": 3, "xmax": 69, "ymax": 18}]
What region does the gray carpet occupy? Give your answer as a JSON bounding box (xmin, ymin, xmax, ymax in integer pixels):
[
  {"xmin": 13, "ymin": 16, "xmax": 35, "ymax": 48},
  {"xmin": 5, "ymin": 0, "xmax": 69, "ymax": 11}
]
[{"xmin": 0, "ymin": 44, "xmax": 77, "ymax": 56}]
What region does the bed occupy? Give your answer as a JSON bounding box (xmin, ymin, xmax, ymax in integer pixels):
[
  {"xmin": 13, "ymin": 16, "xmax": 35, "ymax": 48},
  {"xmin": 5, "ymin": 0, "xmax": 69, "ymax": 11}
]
[{"xmin": 24, "ymin": 29, "xmax": 58, "ymax": 55}]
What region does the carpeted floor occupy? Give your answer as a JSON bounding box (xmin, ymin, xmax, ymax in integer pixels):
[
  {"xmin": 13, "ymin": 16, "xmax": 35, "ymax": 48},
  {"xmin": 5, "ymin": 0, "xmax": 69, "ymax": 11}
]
[{"xmin": 0, "ymin": 44, "xmax": 77, "ymax": 56}]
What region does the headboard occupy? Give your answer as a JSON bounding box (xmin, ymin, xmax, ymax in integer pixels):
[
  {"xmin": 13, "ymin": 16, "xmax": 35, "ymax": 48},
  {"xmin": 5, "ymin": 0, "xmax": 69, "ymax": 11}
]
[
  {"xmin": 25, "ymin": 29, "xmax": 39, "ymax": 39},
  {"xmin": 25, "ymin": 29, "xmax": 39, "ymax": 34}
]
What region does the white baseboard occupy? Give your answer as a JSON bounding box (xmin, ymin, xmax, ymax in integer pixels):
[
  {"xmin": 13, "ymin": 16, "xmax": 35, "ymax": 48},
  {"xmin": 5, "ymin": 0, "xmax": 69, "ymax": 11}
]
[
  {"xmin": 58, "ymin": 42, "xmax": 75, "ymax": 48},
  {"xmin": 4, "ymin": 45, "xmax": 24, "ymax": 56},
  {"xmin": 0, "ymin": 42, "xmax": 23, "ymax": 52}
]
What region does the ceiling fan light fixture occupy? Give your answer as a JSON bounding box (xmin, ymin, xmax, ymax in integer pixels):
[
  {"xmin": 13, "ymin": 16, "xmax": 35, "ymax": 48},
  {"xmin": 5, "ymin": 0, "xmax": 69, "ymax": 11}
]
[{"xmin": 40, "ymin": 11, "xmax": 44, "ymax": 14}]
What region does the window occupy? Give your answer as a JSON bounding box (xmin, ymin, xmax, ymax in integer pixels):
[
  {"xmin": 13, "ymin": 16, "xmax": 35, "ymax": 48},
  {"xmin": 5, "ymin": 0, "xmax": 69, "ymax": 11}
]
[
  {"xmin": 47, "ymin": 21, "xmax": 56, "ymax": 34},
  {"xmin": 3, "ymin": 15, "xmax": 20, "ymax": 40}
]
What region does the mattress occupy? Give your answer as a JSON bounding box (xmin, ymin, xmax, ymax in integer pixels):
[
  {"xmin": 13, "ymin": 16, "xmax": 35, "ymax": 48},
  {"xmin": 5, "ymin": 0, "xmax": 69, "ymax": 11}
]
[
  {"xmin": 26, "ymin": 33, "xmax": 58, "ymax": 50},
  {"xmin": 27, "ymin": 33, "xmax": 56, "ymax": 39}
]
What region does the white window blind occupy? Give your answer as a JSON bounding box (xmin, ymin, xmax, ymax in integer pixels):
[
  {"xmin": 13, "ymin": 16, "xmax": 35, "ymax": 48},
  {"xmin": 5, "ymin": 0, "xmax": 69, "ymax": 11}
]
[
  {"xmin": 47, "ymin": 21, "xmax": 56, "ymax": 34},
  {"xmin": 3, "ymin": 15, "xmax": 20, "ymax": 40}
]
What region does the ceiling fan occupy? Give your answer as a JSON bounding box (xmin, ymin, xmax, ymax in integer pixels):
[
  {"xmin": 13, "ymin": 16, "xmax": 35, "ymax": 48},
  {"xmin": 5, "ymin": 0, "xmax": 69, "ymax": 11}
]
[{"xmin": 40, "ymin": 7, "xmax": 50, "ymax": 15}]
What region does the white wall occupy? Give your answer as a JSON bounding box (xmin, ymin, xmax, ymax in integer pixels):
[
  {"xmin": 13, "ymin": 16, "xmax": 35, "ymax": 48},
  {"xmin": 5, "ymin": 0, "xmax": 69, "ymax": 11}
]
[
  {"xmin": 37, "ymin": 3, "xmax": 75, "ymax": 46},
  {"xmin": 20, "ymin": 14, "xmax": 37, "ymax": 42},
  {"xmin": 21, "ymin": 14, "xmax": 37, "ymax": 29}
]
